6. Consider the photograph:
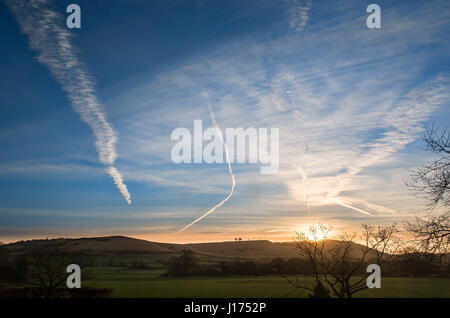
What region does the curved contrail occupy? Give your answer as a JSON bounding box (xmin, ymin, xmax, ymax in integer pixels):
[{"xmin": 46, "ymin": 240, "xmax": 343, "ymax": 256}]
[
  {"xmin": 6, "ymin": 0, "xmax": 131, "ymax": 204},
  {"xmin": 178, "ymin": 93, "xmax": 235, "ymax": 232}
]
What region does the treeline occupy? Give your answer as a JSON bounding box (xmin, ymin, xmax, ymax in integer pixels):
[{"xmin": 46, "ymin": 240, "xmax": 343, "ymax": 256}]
[
  {"xmin": 162, "ymin": 250, "xmax": 450, "ymax": 277},
  {"xmin": 271, "ymin": 254, "xmax": 450, "ymax": 277},
  {"xmin": 101, "ymin": 258, "xmax": 157, "ymax": 269}
]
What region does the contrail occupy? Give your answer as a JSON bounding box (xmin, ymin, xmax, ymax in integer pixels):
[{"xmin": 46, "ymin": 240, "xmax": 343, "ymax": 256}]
[
  {"xmin": 6, "ymin": 0, "xmax": 131, "ymax": 204},
  {"xmin": 107, "ymin": 167, "xmax": 131, "ymax": 205},
  {"xmin": 297, "ymin": 167, "xmax": 310, "ymax": 214},
  {"xmin": 325, "ymin": 75, "xmax": 449, "ymax": 215},
  {"xmin": 332, "ymin": 197, "xmax": 371, "ymax": 216},
  {"xmin": 178, "ymin": 93, "xmax": 235, "ymax": 232}
]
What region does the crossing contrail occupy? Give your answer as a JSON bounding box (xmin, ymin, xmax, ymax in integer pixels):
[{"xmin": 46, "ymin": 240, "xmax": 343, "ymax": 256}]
[
  {"xmin": 333, "ymin": 197, "xmax": 371, "ymax": 216},
  {"xmin": 178, "ymin": 93, "xmax": 235, "ymax": 232}
]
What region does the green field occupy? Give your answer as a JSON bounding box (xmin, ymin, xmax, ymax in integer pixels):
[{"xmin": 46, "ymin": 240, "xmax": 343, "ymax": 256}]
[
  {"xmin": 4, "ymin": 237, "xmax": 449, "ymax": 298},
  {"xmin": 84, "ymin": 266, "xmax": 450, "ymax": 298}
]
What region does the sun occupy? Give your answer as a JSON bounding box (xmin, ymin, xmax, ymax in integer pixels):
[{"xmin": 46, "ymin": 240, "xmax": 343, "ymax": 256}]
[
  {"xmin": 298, "ymin": 224, "xmax": 333, "ymax": 242},
  {"xmin": 306, "ymin": 230, "xmax": 328, "ymax": 242}
]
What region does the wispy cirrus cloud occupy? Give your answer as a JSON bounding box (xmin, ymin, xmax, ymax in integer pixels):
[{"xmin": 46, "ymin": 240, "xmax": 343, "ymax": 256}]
[
  {"xmin": 6, "ymin": 0, "xmax": 131, "ymax": 204},
  {"xmin": 102, "ymin": 0, "xmax": 449, "ymax": 229},
  {"xmin": 2, "ymin": 0, "xmax": 448, "ymax": 241},
  {"xmin": 289, "ymin": 0, "xmax": 312, "ymax": 32}
]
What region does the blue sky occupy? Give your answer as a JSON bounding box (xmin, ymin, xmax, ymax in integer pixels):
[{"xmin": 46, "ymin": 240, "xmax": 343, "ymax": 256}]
[{"xmin": 0, "ymin": 0, "xmax": 449, "ymax": 243}]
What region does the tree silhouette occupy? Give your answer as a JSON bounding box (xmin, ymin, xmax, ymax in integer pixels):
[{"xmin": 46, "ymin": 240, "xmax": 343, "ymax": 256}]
[
  {"xmin": 164, "ymin": 249, "xmax": 198, "ymax": 276},
  {"xmin": 407, "ymin": 124, "xmax": 450, "ymax": 253},
  {"xmin": 285, "ymin": 223, "xmax": 400, "ymax": 298}
]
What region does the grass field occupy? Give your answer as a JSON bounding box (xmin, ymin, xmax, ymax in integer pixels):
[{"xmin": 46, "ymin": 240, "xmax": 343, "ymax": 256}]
[
  {"xmin": 84, "ymin": 266, "xmax": 450, "ymax": 298},
  {"xmin": 4, "ymin": 238, "xmax": 449, "ymax": 298}
]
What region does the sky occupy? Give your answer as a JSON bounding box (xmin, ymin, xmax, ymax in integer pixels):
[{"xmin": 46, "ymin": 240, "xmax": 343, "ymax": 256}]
[{"xmin": 0, "ymin": 0, "xmax": 449, "ymax": 244}]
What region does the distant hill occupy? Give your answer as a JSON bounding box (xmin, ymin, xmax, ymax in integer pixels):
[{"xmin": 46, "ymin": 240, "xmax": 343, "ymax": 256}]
[
  {"xmin": 161, "ymin": 239, "xmax": 379, "ymax": 260},
  {"xmin": 4, "ymin": 236, "xmax": 376, "ymax": 260},
  {"xmin": 5, "ymin": 236, "xmax": 171, "ymax": 255},
  {"xmin": 69, "ymin": 236, "xmax": 173, "ymax": 254}
]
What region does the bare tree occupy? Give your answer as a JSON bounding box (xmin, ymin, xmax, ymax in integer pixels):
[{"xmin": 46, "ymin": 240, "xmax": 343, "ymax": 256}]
[
  {"xmin": 406, "ymin": 212, "xmax": 449, "ymax": 253},
  {"xmin": 14, "ymin": 242, "xmax": 94, "ymax": 296},
  {"xmin": 21, "ymin": 245, "xmax": 72, "ymax": 291},
  {"xmin": 409, "ymin": 124, "xmax": 450, "ymax": 207},
  {"xmin": 407, "ymin": 124, "xmax": 450, "ymax": 253},
  {"xmin": 285, "ymin": 223, "xmax": 401, "ymax": 298}
]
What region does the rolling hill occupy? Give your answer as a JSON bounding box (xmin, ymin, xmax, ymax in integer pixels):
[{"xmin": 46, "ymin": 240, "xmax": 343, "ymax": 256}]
[{"xmin": 3, "ymin": 235, "xmax": 377, "ymax": 261}]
